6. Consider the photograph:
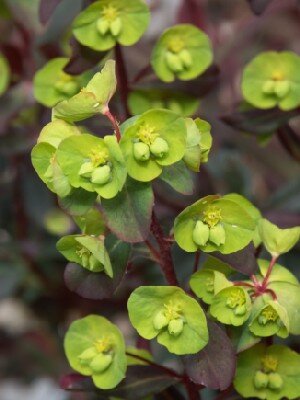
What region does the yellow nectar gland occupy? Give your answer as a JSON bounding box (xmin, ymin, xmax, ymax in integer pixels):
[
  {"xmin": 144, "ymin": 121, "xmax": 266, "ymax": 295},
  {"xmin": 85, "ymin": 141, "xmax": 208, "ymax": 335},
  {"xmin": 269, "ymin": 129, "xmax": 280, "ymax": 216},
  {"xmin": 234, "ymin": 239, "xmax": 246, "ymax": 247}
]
[
  {"xmin": 101, "ymin": 5, "xmax": 118, "ymax": 22},
  {"xmin": 167, "ymin": 36, "xmax": 185, "ymax": 54},
  {"xmin": 206, "ymin": 276, "xmax": 214, "ymax": 293},
  {"xmin": 203, "ymin": 206, "xmax": 222, "ymax": 228},
  {"xmin": 260, "ymin": 305, "xmax": 278, "ymax": 322},
  {"xmin": 94, "ymin": 336, "xmax": 112, "ymax": 354},
  {"xmin": 163, "ymin": 301, "xmax": 182, "ymax": 321},
  {"xmin": 89, "ymin": 149, "xmax": 109, "ymax": 168},
  {"xmin": 227, "ymin": 288, "xmax": 245, "ymax": 308},
  {"xmin": 137, "ymin": 123, "xmax": 159, "ymax": 146},
  {"xmin": 261, "ymin": 355, "xmax": 278, "ymax": 373},
  {"xmin": 272, "ymin": 71, "xmax": 284, "ymax": 81}
]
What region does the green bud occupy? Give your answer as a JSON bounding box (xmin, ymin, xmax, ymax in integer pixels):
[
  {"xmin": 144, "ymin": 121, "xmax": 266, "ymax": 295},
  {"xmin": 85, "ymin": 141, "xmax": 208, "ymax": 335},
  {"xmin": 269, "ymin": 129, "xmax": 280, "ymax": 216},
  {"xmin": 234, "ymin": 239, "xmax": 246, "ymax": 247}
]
[
  {"xmin": 168, "ymin": 318, "xmax": 184, "ymax": 336},
  {"xmin": 91, "ymin": 165, "xmax": 111, "ymax": 185},
  {"xmin": 54, "ymin": 80, "xmax": 79, "ymax": 96},
  {"xmin": 79, "ymin": 347, "xmax": 97, "ymax": 362},
  {"xmin": 258, "ymin": 314, "xmax": 268, "ymax": 325},
  {"xmin": 209, "ymin": 224, "xmax": 226, "ymax": 246},
  {"xmin": 96, "ymin": 18, "xmax": 110, "ymax": 35},
  {"xmin": 275, "ymin": 81, "xmax": 290, "ymax": 98},
  {"xmin": 90, "ymin": 353, "xmax": 113, "ymax": 373},
  {"xmin": 179, "ymin": 49, "xmax": 192, "ymax": 68},
  {"xmin": 192, "ymin": 220, "xmax": 209, "ymax": 247},
  {"xmin": 133, "ymin": 142, "xmax": 150, "ymax": 161},
  {"xmin": 262, "ymin": 80, "xmax": 276, "ymax": 93},
  {"xmin": 149, "ymin": 137, "xmax": 169, "ymax": 158},
  {"xmin": 165, "ymin": 52, "xmax": 184, "ymax": 72},
  {"xmin": 234, "ymin": 305, "xmax": 246, "ymax": 316},
  {"xmin": 79, "ymin": 161, "xmax": 94, "ymax": 178},
  {"xmin": 254, "ymin": 370, "xmax": 269, "ymax": 389},
  {"xmin": 81, "ymin": 253, "xmax": 90, "ymax": 268},
  {"xmin": 268, "ymin": 372, "xmax": 283, "ymax": 390},
  {"xmin": 110, "ymin": 17, "xmax": 122, "ymax": 37},
  {"xmin": 89, "ymin": 254, "xmax": 103, "ymax": 272},
  {"xmin": 153, "ymin": 310, "xmax": 169, "ymax": 330}
]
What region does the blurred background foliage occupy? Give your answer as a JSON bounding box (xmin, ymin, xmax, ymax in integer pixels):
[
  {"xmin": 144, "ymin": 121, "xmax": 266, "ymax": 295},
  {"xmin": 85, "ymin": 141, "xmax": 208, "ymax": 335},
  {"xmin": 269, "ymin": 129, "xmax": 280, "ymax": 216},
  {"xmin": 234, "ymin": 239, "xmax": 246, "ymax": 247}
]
[{"xmin": 0, "ymin": 0, "xmax": 299, "ymax": 399}]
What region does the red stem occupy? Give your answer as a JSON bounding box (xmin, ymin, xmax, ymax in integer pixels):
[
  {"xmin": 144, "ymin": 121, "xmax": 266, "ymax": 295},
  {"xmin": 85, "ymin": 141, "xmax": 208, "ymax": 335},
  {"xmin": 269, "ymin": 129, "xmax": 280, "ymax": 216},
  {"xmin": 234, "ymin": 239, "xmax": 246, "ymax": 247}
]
[
  {"xmin": 150, "ymin": 212, "xmax": 178, "ymax": 286},
  {"xmin": 193, "ymin": 251, "xmax": 200, "ymax": 274},
  {"xmin": 104, "ymin": 109, "xmax": 121, "ymax": 142},
  {"xmin": 261, "ymin": 255, "xmax": 278, "ymax": 289},
  {"xmin": 233, "ymin": 281, "xmax": 254, "ymax": 288}
]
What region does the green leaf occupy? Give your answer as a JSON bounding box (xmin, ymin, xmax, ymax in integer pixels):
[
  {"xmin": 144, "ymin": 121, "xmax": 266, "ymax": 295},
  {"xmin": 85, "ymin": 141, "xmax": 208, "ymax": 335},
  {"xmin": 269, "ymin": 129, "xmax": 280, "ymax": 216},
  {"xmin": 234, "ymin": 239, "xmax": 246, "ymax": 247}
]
[
  {"xmin": 174, "ymin": 194, "xmax": 256, "ymax": 254},
  {"xmin": 242, "ymin": 51, "xmax": 300, "ymax": 111},
  {"xmin": 128, "ymin": 88, "xmax": 199, "ymax": 117},
  {"xmin": 74, "ymin": 208, "xmax": 105, "ymax": 236},
  {"xmin": 159, "ymin": 160, "xmax": 194, "ymax": 195},
  {"xmin": 127, "ymin": 286, "xmax": 208, "ymax": 355},
  {"xmin": 190, "ymin": 269, "xmax": 231, "ymax": 304},
  {"xmin": 101, "ymin": 177, "xmax": 154, "ymax": 243},
  {"xmin": 126, "ymin": 347, "xmax": 153, "ymax": 366},
  {"xmin": 258, "ymin": 218, "xmax": 300, "ymax": 256},
  {"xmin": 64, "ymin": 315, "xmax": 127, "ymax": 389},
  {"xmin": 209, "ymin": 286, "xmax": 252, "ymax": 326},
  {"xmin": 234, "ymin": 344, "xmax": 300, "ymax": 400},
  {"xmin": 44, "ymin": 208, "xmax": 72, "ymax": 236},
  {"xmin": 0, "ymin": 54, "xmax": 10, "ymax": 95},
  {"xmin": 72, "ymin": 0, "xmax": 150, "ymax": 51},
  {"xmin": 37, "ymin": 119, "xmax": 82, "ymax": 148},
  {"xmin": 151, "ymin": 24, "xmax": 213, "ymax": 82},
  {"xmin": 119, "ymin": 109, "xmax": 186, "ymax": 182},
  {"xmin": 59, "ymin": 188, "xmax": 97, "ymax": 216},
  {"xmin": 34, "ymin": 58, "xmax": 82, "ymax": 107}
]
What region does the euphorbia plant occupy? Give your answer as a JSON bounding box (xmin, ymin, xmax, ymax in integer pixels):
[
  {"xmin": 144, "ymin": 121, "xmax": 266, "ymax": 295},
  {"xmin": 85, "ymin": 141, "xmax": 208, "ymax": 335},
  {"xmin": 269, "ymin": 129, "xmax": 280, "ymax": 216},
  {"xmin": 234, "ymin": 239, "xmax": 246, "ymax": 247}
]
[{"xmin": 30, "ymin": 1, "xmax": 300, "ymax": 399}]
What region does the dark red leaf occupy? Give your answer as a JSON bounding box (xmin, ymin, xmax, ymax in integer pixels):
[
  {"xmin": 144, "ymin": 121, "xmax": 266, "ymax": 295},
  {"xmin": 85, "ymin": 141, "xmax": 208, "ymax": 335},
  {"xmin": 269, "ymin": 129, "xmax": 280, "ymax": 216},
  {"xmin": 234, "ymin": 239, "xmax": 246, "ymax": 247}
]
[
  {"xmin": 39, "ymin": 0, "xmax": 63, "ymax": 24},
  {"xmin": 247, "ymin": 0, "xmax": 273, "ymax": 15}
]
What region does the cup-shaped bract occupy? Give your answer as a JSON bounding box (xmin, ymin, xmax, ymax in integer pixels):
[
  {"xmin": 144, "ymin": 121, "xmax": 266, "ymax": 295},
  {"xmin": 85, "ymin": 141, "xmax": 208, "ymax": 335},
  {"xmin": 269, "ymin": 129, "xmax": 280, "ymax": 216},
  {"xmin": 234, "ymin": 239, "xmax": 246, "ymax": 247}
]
[
  {"xmin": 258, "ymin": 218, "xmax": 300, "ymax": 257},
  {"xmin": 72, "ymin": 0, "xmax": 150, "ymax": 51},
  {"xmin": 56, "ymin": 134, "xmax": 126, "ymax": 199},
  {"xmin": 119, "ymin": 109, "xmax": 186, "ymax": 182},
  {"xmin": 234, "ymin": 343, "xmax": 300, "ymax": 400},
  {"xmin": 248, "ymin": 297, "xmax": 289, "ymax": 339},
  {"xmin": 0, "ymin": 53, "xmax": 10, "ymax": 96},
  {"xmin": 184, "ymin": 118, "xmax": 212, "ymax": 172},
  {"xmin": 57, "ymin": 234, "xmax": 113, "ymax": 277},
  {"xmin": 127, "ymin": 286, "xmax": 208, "ymax": 355},
  {"xmin": 242, "ymin": 51, "xmax": 300, "ymax": 111},
  {"xmin": 128, "ymin": 89, "xmax": 200, "ymax": 117},
  {"xmin": 52, "ymin": 60, "xmax": 116, "ymax": 123},
  {"xmin": 174, "ymin": 194, "xmax": 256, "ymax": 254},
  {"xmin": 64, "ymin": 315, "xmax": 127, "ymax": 389},
  {"xmin": 209, "ymin": 286, "xmax": 252, "ymax": 326},
  {"xmin": 34, "ymin": 58, "xmax": 84, "ymax": 107},
  {"xmin": 31, "ymin": 120, "xmax": 82, "ymax": 197},
  {"xmin": 151, "ymin": 24, "xmax": 213, "ymax": 83},
  {"xmin": 190, "ymin": 269, "xmax": 232, "ymax": 304}
]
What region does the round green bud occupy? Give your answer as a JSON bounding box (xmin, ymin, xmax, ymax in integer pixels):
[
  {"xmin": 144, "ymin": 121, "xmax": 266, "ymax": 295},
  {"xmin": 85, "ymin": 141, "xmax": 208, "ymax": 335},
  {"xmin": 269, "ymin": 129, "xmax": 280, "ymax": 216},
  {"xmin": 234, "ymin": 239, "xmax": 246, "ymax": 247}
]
[
  {"xmin": 90, "ymin": 353, "xmax": 113, "ymax": 373},
  {"xmin": 149, "ymin": 137, "xmax": 169, "ymax": 158},
  {"xmin": 262, "ymin": 80, "xmax": 276, "ymax": 93},
  {"xmin": 275, "ymin": 81, "xmax": 290, "ymax": 98},
  {"xmin": 179, "ymin": 49, "xmax": 192, "ymax": 68},
  {"xmin": 153, "ymin": 310, "xmax": 169, "ymax": 330},
  {"xmin": 192, "ymin": 220, "xmax": 209, "ymax": 247},
  {"xmin": 254, "ymin": 370, "xmax": 269, "ymax": 389},
  {"xmin": 258, "ymin": 314, "xmax": 268, "ymax": 325},
  {"xmin": 110, "ymin": 17, "xmax": 122, "ymax": 37},
  {"xmin": 168, "ymin": 318, "xmax": 184, "ymax": 336},
  {"xmin": 81, "ymin": 253, "xmax": 90, "ymax": 268},
  {"xmin": 133, "ymin": 142, "xmax": 150, "ymax": 161},
  {"xmin": 96, "ymin": 18, "xmax": 110, "ymax": 35},
  {"xmin": 234, "ymin": 305, "xmax": 246, "ymax": 316},
  {"xmin": 91, "ymin": 165, "xmax": 111, "ymax": 185},
  {"xmin": 79, "ymin": 161, "xmax": 94, "ymax": 178},
  {"xmin": 165, "ymin": 52, "xmax": 184, "ymax": 72},
  {"xmin": 89, "ymin": 254, "xmax": 103, "ymax": 272},
  {"xmin": 79, "ymin": 346, "xmax": 97, "ymax": 362},
  {"xmin": 54, "ymin": 80, "xmax": 79, "ymax": 95},
  {"xmin": 209, "ymin": 224, "xmax": 226, "ymax": 246},
  {"xmin": 268, "ymin": 372, "xmax": 283, "ymax": 390}
]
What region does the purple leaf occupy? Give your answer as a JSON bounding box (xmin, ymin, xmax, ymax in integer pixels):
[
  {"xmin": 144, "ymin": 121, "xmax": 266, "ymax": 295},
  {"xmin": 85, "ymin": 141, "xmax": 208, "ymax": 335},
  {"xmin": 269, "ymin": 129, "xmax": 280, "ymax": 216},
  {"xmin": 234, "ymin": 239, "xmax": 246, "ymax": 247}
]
[
  {"xmin": 39, "ymin": 0, "xmax": 63, "ymax": 24},
  {"xmin": 184, "ymin": 320, "xmax": 236, "ymax": 390},
  {"xmin": 277, "ymin": 125, "xmax": 300, "ymax": 163},
  {"xmin": 247, "ymin": 0, "xmax": 273, "ymax": 15},
  {"xmin": 64, "ymin": 235, "xmax": 131, "ymax": 299},
  {"xmin": 177, "ymin": 0, "xmax": 206, "ymax": 28},
  {"xmin": 221, "ymin": 107, "xmax": 299, "ymax": 135},
  {"xmin": 212, "ymin": 243, "xmax": 258, "ymax": 276},
  {"xmin": 101, "ymin": 178, "xmax": 154, "ymax": 243}
]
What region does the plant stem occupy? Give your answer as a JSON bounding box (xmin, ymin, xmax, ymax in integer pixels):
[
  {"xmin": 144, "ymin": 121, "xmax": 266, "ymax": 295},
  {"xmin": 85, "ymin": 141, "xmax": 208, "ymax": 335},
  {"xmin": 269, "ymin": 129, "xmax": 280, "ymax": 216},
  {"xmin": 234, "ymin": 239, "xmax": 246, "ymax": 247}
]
[
  {"xmin": 183, "ymin": 376, "xmax": 201, "ymax": 400},
  {"xmin": 193, "ymin": 251, "xmax": 200, "ymax": 273},
  {"xmin": 261, "ymin": 255, "xmax": 278, "ymax": 288},
  {"xmin": 115, "ymin": 43, "xmax": 130, "ymax": 118},
  {"xmin": 104, "ymin": 109, "xmax": 121, "ymax": 142},
  {"xmin": 150, "ymin": 212, "xmax": 179, "ymax": 286}
]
